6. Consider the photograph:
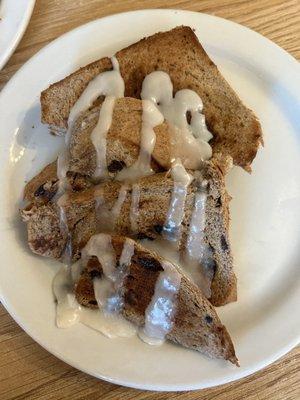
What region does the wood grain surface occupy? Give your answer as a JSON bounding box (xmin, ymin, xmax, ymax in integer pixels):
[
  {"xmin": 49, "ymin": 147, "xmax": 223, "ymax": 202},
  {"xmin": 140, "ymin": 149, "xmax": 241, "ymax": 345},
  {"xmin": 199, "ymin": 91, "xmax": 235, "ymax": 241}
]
[{"xmin": 0, "ymin": 1, "xmax": 299, "ymax": 399}]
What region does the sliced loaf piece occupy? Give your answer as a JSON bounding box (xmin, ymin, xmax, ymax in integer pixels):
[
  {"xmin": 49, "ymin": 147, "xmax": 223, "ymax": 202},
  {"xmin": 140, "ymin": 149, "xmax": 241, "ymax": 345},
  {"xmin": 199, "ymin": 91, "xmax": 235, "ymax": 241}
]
[
  {"xmin": 41, "ymin": 26, "xmax": 262, "ymax": 171},
  {"xmin": 21, "ymin": 160, "xmax": 236, "ymax": 306},
  {"xmin": 74, "ymin": 235, "xmax": 238, "ymax": 365}
]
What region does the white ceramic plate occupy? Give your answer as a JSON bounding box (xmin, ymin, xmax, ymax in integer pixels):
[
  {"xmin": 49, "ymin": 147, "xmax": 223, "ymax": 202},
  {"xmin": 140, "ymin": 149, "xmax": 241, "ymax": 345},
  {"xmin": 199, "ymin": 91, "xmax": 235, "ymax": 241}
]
[
  {"xmin": 0, "ymin": 0, "xmax": 35, "ymax": 70},
  {"xmin": 0, "ymin": 9, "xmax": 299, "ymax": 391}
]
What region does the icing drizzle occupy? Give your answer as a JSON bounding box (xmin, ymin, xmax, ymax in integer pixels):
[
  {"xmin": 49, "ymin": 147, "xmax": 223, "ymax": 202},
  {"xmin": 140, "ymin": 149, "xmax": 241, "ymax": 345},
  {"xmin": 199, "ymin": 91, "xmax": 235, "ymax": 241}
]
[
  {"xmin": 139, "ymin": 260, "xmax": 181, "ymax": 345},
  {"xmin": 141, "ymin": 70, "xmax": 212, "ymax": 169}
]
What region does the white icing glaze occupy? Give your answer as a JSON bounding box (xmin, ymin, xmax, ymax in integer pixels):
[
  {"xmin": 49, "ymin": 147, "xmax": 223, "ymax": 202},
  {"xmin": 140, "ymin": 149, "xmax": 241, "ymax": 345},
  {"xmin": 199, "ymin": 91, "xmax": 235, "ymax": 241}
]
[
  {"xmin": 56, "ymin": 194, "xmax": 72, "ymax": 265},
  {"xmin": 54, "ymin": 234, "xmax": 187, "ymax": 344},
  {"xmin": 138, "ymin": 329, "xmax": 164, "ymax": 346},
  {"xmin": 93, "ymin": 238, "xmax": 135, "ymax": 313},
  {"xmin": 54, "ymin": 163, "xmax": 72, "ymax": 265},
  {"xmin": 119, "ymin": 238, "xmax": 135, "ymax": 268},
  {"xmin": 129, "ymin": 183, "xmax": 140, "ymax": 233},
  {"xmin": 163, "ymin": 159, "xmax": 193, "ymax": 243},
  {"xmin": 80, "ymin": 307, "xmax": 136, "ymax": 338},
  {"xmin": 141, "ymin": 71, "xmax": 212, "ymax": 168},
  {"xmin": 111, "ymin": 238, "xmax": 135, "ymax": 311},
  {"xmin": 139, "ymin": 236, "xmax": 214, "ymax": 296},
  {"xmin": 53, "ymin": 264, "xmax": 81, "ymax": 328},
  {"xmin": 141, "ymin": 179, "xmax": 214, "ymax": 298},
  {"xmin": 70, "ymin": 258, "xmax": 85, "ymax": 284},
  {"xmin": 139, "ymin": 238, "xmax": 180, "ymax": 266},
  {"xmin": 56, "ymin": 151, "xmax": 70, "ymax": 195},
  {"xmin": 82, "ymin": 234, "xmax": 116, "ymax": 279},
  {"xmin": 139, "ymin": 237, "xmax": 213, "ymax": 298},
  {"xmin": 168, "ymin": 125, "xmax": 209, "ymax": 170},
  {"xmin": 139, "ymin": 236, "xmax": 213, "ymax": 299},
  {"xmin": 68, "ymin": 56, "xmax": 124, "ymax": 129},
  {"xmin": 93, "ymin": 186, "xmax": 108, "ymax": 232},
  {"xmin": 96, "ymin": 184, "xmax": 128, "ymax": 231},
  {"xmin": 55, "ymin": 57, "xmax": 125, "ymax": 261},
  {"xmin": 183, "ymin": 182, "xmax": 214, "ymax": 297},
  {"xmin": 139, "ymin": 260, "xmax": 181, "ymax": 343},
  {"xmin": 83, "ymin": 235, "xmax": 135, "ymax": 314},
  {"xmin": 53, "ymin": 264, "xmax": 135, "ymax": 337},
  {"xmin": 116, "ymin": 100, "xmax": 164, "ymax": 181},
  {"xmin": 88, "ymin": 57, "xmax": 124, "ymax": 179},
  {"xmin": 57, "ymin": 56, "xmax": 124, "ymax": 187},
  {"xmin": 53, "ymin": 235, "xmax": 136, "ymax": 338},
  {"xmin": 91, "ymin": 96, "xmax": 116, "ymax": 179},
  {"xmin": 186, "ymin": 191, "xmax": 206, "ymax": 261},
  {"xmin": 110, "ymin": 184, "xmax": 128, "ymax": 224},
  {"xmin": 93, "ymin": 277, "xmax": 115, "ymax": 309}
]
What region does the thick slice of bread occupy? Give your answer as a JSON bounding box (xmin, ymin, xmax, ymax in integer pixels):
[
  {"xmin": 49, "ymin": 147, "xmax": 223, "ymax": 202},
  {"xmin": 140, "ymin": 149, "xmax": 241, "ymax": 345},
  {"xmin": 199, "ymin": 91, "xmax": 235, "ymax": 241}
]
[
  {"xmin": 22, "ymin": 160, "xmax": 236, "ymax": 306},
  {"xmin": 41, "ymin": 26, "xmax": 262, "ymax": 171},
  {"xmin": 74, "ymin": 235, "xmax": 238, "ymax": 365}
]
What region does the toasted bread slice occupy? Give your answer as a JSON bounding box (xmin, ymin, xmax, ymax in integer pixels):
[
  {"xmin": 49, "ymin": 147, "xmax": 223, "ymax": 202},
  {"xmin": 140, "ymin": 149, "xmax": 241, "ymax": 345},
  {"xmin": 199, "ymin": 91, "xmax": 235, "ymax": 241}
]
[
  {"xmin": 74, "ymin": 235, "xmax": 238, "ymax": 365},
  {"xmin": 41, "ymin": 26, "xmax": 262, "ymax": 171},
  {"xmin": 21, "ymin": 160, "xmax": 236, "ymax": 306}
]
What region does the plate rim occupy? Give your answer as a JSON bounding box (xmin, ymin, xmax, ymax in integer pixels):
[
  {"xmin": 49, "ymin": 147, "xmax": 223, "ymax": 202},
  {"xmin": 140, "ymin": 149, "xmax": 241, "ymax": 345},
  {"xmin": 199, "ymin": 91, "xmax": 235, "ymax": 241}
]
[
  {"xmin": 0, "ymin": 8, "xmax": 299, "ymax": 391},
  {"xmin": 0, "ymin": 0, "xmax": 36, "ymax": 70}
]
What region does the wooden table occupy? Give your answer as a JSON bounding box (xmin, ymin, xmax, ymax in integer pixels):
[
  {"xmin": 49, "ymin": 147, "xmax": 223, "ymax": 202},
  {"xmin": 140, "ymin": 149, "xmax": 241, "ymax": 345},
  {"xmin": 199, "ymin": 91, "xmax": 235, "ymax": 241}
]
[{"xmin": 0, "ymin": 1, "xmax": 299, "ymax": 398}]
